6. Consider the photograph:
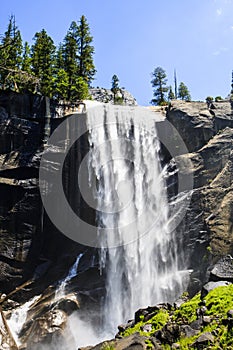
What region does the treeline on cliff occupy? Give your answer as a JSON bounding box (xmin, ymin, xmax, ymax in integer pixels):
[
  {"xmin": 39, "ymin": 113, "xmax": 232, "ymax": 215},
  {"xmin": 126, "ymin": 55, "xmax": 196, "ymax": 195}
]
[{"xmin": 0, "ymin": 15, "xmax": 96, "ymax": 102}]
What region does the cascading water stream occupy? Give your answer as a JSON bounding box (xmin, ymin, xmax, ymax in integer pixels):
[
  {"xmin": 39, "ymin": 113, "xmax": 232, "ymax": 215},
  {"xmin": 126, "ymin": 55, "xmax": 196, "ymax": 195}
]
[
  {"xmin": 55, "ymin": 253, "xmax": 83, "ymax": 299},
  {"xmin": 87, "ymin": 104, "xmax": 187, "ymax": 337},
  {"xmin": 7, "ymin": 295, "xmax": 41, "ymax": 347}
]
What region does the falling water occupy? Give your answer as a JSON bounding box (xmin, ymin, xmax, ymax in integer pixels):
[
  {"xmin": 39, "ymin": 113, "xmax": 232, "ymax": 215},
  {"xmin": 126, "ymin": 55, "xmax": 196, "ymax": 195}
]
[
  {"xmin": 55, "ymin": 253, "xmax": 83, "ymax": 299},
  {"xmin": 7, "ymin": 295, "xmax": 40, "ymax": 347},
  {"xmin": 87, "ymin": 104, "xmax": 187, "ymax": 337}
]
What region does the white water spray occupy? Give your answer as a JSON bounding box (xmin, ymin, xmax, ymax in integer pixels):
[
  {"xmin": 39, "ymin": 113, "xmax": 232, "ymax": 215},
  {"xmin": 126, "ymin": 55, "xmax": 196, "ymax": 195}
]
[{"xmin": 7, "ymin": 295, "xmax": 40, "ymax": 347}]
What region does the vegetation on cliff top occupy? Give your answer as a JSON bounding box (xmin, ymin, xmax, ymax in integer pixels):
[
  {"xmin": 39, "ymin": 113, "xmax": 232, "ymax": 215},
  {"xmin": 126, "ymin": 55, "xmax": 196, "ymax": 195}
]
[
  {"xmin": 0, "ymin": 15, "xmax": 95, "ymax": 101},
  {"xmin": 150, "ymin": 67, "xmax": 191, "ymax": 106}
]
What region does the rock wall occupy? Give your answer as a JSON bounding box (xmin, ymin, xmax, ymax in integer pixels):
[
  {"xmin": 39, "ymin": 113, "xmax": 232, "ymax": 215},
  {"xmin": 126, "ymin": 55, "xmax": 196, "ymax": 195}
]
[{"xmin": 166, "ymin": 100, "xmax": 233, "ymax": 293}]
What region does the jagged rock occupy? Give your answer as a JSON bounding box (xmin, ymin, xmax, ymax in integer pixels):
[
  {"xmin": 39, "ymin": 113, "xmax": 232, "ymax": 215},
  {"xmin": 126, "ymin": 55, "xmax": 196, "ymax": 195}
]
[
  {"xmin": 191, "ymin": 332, "xmax": 214, "ymax": 349},
  {"xmin": 22, "ymin": 309, "xmax": 71, "ymax": 349},
  {"xmin": 209, "ymin": 255, "xmax": 233, "ymax": 282},
  {"xmin": 201, "ymin": 281, "xmax": 231, "ymax": 298},
  {"xmin": 165, "ymin": 124, "xmax": 233, "ymax": 293},
  {"xmin": 52, "ymin": 293, "xmax": 79, "ymax": 315},
  {"xmin": 156, "ymin": 323, "xmax": 180, "ymax": 345},
  {"xmin": 189, "ymin": 319, "xmax": 203, "ymax": 330},
  {"xmin": 89, "ymin": 88, "xmax": 137, "ymax": 106},
  {"xmin": 167, "ymin": 101, "xmax": 215, "ymax": 152},
  {"xmin": 180, "ymin": 324, "xmax": 199, "ymax": 337}
]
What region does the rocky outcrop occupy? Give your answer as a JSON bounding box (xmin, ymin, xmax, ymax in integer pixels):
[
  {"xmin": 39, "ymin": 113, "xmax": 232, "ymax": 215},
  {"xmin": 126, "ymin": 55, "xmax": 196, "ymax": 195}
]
[
  {"xmin": 89, "ymin": 88, "xmax": 137, "ymax": 106},
  {"xmin": 209, "ymin": 255, "xmax": 233, "ymax": 282},
  {"xmin": 165, "ymin": 100, "xmax": 233, "ymax": 294},
  {"xmin": 167, "ymin": 100, "xmax": 233, "ymax": 152}
]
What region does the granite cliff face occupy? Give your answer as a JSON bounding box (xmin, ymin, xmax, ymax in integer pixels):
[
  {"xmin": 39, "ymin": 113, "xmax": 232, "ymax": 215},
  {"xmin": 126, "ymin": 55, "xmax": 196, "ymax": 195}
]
[
  {"xmin": 166, "ymin": 100, "xmax": 233, "ymax": 293},
  {"xmin": 0, "ymin": 92, "xmax": 232, "ymax": 348}
]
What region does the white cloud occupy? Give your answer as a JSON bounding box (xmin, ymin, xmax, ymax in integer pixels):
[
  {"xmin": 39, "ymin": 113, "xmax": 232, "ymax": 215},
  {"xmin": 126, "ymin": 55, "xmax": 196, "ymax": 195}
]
[
  {"xmin": 216, "ymin": 8, "xmax": 223, "ymax": 15},
  {"xmin": 213, "ymin": 47, "xmax": 228, "ymax": 55}
]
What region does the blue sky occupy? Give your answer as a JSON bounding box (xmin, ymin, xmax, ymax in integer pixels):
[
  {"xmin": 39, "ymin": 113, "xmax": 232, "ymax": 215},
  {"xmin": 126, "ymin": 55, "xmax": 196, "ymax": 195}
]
[{"xmin": 1, "ymin": 0, "xmax": 233, "ymax": 105}]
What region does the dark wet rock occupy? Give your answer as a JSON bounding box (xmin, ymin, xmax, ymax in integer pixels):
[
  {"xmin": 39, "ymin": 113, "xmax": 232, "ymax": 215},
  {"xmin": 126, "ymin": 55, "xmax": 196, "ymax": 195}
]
[
  {"xmin": 134, "ymin": 304, "xmax": 171, "ymax": 324},
  {"xmin": 52, "ymin": 293, "xmax": 79, "ymax": 315},
  {"xmin": 156, "ymin": 323, "xmax": 180, "ymax": 345},
  {"xmin": 189, "ymin": 319, "xmax": 203, "ymax": 330},
  {"xmin": 191, "ymin": 332, "xmax": 214, "ymax": 349},
  {"xmin": 180, "ymin": 324, "xmax": 199, "ymax": 337}
]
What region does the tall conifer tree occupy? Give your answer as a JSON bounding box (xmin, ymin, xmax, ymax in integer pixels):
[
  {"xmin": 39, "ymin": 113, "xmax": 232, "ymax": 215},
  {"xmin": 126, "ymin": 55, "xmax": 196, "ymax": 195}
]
[
  {"xmin": 0, "ymin": 15, "xmax": 23, "ymax": 90},
  {"xmin": 151, "ymin": 67, "xmax": 168, "ymax": 105},
  {"xmin": 77, "ymin": 15, "xmax": 96, "ymax": 85},
  {"xmin": 31, "ymin": 29, "xmax": 56, "ymax": 96}
]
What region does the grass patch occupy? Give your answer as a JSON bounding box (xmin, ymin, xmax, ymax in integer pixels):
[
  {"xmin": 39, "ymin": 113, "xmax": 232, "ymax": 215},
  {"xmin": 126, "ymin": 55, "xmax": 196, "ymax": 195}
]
[
  {"xmin": 173, "ymin": 293, "xmax": 201, "ymax": 323},
  {"xmin": 121, "ymin": 309, "xmax": 169, "ymax": 337}
]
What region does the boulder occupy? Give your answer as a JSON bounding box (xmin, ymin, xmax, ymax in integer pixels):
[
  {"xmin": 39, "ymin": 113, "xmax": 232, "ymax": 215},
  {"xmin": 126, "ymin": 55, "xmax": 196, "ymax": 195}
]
[
  {"xmin": 22, "ymin": 309, "xmax": 75, "ymax": 350},
  {"xmin": 210, "ymin": 255, "xmax": 233, "ymax": 282},
  {"xmin": 191, "ymin": 332, "xmax": 214, "ymax": 349},
  {"xmin": 180, "ymin": 324, "xmax": 199, "ymax": 337},
  {"xmin": 201, "ymin": 281, "xmax": 231, "ymax": 298}
]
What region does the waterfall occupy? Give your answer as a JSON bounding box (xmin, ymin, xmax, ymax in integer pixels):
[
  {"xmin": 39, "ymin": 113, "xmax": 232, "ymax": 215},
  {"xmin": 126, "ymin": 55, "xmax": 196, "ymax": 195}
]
[
  {"xmin": 87, "ymin": 104, "xmax": 187, "ymax": 337},
  {"xmin": 55, "ymin": 253, "xmax": 83, "ymax": 299}
]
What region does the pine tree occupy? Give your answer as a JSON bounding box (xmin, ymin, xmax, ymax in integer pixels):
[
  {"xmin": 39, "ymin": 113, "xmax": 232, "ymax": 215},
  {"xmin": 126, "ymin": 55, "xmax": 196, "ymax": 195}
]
[
  {"xmin": 231, "ymin": 70, "xmax": 233, "ymax": 95},
  {"xmin": 178, "ymin": 82, "xmax": 191, "ymax": 101},
  {"xmin": 56, "ymin": 43, "xmax": 65, "ymax": 70},
  {"xmin": 70, "ymin": 76, "xmax": 89, "ymax": 102},
  {"xmin": 22, "ymin": 42, "xmax": 31, "ymax": 72},
  {"xmin": 174, "ymin": 69, "xmax": 178, "ymax": 99},
  {"xmin": 53, "ymin": 68, "xmax": 69, "ymax": 100},
  {"xmin": 150, "ymin": 67, "xmax": 168, "ymax": 105},
  {"xmin": 111, "ymin": 74, "xmax": 120, "ymax": 92},
  {"xmin": 31, "ymin": 29, "xmax": 55, "ymax": 97},
  {"xmin": 168, "ymin": 86, "xmax": 175, "ymax": 101},
  {"xmin": 63, "ymin": 21, "xmax": 79, "ymax": 99},
  {"xmin": 77, "ymin": 15, "xmax": 96, "ymax": 85},
  {"xmin": 0, "ymin": 15, "xmax": 23, "ymax": 90}
]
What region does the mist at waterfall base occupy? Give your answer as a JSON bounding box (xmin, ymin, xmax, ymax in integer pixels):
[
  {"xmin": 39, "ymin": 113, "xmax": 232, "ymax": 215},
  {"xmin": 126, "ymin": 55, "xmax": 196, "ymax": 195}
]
[{"xmin": 41, "ymin": 103, "xmax": 189, "ymax": 349}]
